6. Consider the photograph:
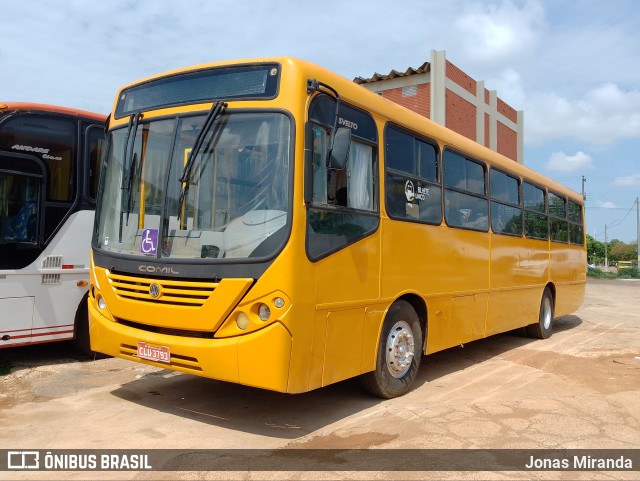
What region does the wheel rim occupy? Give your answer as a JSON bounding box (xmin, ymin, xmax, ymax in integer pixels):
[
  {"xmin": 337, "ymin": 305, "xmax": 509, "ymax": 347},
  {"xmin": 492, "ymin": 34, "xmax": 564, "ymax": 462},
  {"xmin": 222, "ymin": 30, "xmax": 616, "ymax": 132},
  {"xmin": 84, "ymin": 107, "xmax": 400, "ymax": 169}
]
[
  {"xmin": 385, "ymin": 320, "xmax": 415, "ymax": 378},
  {"xmin": 542, "ymin": 296, "xmax": 552, "ymax": 330}
]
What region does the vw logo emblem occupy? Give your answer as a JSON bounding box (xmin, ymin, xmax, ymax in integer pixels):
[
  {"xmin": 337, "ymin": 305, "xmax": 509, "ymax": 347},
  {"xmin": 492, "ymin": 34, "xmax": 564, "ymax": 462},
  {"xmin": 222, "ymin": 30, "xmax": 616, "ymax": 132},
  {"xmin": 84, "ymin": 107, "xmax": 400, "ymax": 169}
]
[{"xmin": 149, "ymin": 283, "xmax": 161, "ymax": 299}]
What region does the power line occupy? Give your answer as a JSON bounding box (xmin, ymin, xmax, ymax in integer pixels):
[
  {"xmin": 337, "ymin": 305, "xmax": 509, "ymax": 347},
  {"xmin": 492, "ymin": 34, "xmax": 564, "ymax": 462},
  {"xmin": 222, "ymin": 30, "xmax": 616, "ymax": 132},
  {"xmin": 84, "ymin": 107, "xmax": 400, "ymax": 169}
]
[
  {"xmin": 592, "ymin": 202, "xmax": 637, "ymax": 238},
  {"xmin": 608, "ymin": 203, "xmax": 636, "ymax": 230}
]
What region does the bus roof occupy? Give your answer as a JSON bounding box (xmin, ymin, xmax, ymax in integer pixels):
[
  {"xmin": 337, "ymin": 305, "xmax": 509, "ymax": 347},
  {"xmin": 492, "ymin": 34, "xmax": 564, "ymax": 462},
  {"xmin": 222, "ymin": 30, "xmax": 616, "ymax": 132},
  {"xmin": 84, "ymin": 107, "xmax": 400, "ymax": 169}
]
[
  {"xmin": 112, "ymin": 56, "xmax": 583, "ymax": 204},
  {"xmin": 0, "ymin": 102, "xmax": 105, "ymax": 122}
]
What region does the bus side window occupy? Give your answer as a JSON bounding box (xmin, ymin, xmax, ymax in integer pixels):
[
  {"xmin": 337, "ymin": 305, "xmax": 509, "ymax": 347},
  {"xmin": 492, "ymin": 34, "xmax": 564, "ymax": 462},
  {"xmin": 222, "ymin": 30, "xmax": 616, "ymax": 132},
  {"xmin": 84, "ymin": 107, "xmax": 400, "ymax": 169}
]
[
  {"xmin": 307, "ymin": 124, "xmax": 378, "ymax": 259},
  {"xmin": 346, "ymin": 141, "xmax": 374, "ymax": 211},
  {"xmin": 311, "ymin": 126, "xmax": 374, "ymax": 212},
  {"xmin": 384, "ymin": 125, "xmax": 441, "ymax": 225},
  {"xmin": 2, "ymin": 174, "xmax": 40, "ymax": 243},
  {"xmin": 568, "ymin": 200, "xmax": 584, "ymax": 245},
  {"xmin": 312, "ymin": 126, "xmax": 328, "ymax": 204},
  {"xmin": 523, "ymin": 181, "xmax": 548, "ymax": 240},
  {"xmin": 443, "ymin": 150, "xmax": 488, "ymax": 231},
  {"xmin": 549, "ymin": 192, "xmax": 568, "ymax": 243},
  {"xmin": 306, "ymin": 95, "xmax": 379, "ymax": 260},
  {"xmin": 490, "ymin": 169, "xmax": 522, "ymax": 236}
]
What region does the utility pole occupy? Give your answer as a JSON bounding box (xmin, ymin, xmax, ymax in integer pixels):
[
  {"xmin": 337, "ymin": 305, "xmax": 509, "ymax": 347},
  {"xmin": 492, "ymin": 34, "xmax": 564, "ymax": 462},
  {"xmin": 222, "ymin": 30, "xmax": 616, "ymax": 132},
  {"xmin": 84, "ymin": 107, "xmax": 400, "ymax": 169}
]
[
  {"xmin": 581, "ymin": 175, "xmax": 587, "ymax": 200},
  {"xmin": 604, "ymin": 224, "xmax": 608, "ymax": 268}
]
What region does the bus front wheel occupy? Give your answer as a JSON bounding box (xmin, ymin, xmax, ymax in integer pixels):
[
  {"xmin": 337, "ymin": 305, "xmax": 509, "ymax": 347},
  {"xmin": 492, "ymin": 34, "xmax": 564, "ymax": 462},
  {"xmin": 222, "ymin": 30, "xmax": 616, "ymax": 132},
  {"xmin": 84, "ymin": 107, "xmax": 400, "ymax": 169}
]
[
  {"xmin": 526, "ymin": 287, "xmax": 554, "ymax": 339},
  {"xmin": 72, "ymin": 295, "xmax": 107, "ymax": 359},
  {"xmin": 360, "ymin": 300, "xmax": 423, "ymax": 398}
]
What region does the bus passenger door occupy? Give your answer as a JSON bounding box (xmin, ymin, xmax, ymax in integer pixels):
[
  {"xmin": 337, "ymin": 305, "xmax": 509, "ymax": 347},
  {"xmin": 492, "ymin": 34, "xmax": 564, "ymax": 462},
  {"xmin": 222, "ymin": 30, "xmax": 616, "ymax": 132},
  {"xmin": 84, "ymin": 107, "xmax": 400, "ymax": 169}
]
[
  {"xmin": 0, "ymin": 153, "xmax": 46, "ymax": 347},
  {"xmin": 305, "ymin": 131, "xmax": 380, "ymax": 388}
]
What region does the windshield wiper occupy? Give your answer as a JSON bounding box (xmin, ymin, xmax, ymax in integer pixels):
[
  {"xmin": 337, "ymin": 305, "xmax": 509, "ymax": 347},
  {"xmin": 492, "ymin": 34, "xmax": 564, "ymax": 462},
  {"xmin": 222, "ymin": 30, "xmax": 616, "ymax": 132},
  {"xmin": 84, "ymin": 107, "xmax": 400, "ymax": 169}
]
[
  {"xmin": 124, "ymin": 152, "xmax": 139, "ymax": 225},
  {"xmin": 177, "ymin": 101, "xmax": 227, "ymax": 222},
  {"xmin": 121, "ymin": 113, "xmax": 141, "ymax": 226}
]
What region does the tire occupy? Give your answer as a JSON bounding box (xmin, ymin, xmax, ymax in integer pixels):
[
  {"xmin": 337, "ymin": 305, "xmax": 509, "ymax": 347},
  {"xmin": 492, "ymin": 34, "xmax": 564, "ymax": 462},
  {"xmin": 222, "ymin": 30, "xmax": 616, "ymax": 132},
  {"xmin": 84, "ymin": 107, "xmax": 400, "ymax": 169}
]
[
  {"xmin": 72, "ymin": 296, "xmax": 107, "ymax": 359},
  {"xmin": 526, "ymin": 287, "xmax": 554, "ymax": 339},
  {"xmin": 360, "ymin": 300, "xmax": 423, "ymax": 398}
]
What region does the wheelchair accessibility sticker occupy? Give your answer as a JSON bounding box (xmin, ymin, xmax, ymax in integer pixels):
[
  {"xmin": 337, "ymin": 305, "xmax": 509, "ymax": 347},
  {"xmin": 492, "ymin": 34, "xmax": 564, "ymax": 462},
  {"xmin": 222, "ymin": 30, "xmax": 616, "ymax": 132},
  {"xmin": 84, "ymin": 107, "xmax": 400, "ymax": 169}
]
[{"xmin": 140, "ymin": 228, "xmax": 158, "ymax": 256}]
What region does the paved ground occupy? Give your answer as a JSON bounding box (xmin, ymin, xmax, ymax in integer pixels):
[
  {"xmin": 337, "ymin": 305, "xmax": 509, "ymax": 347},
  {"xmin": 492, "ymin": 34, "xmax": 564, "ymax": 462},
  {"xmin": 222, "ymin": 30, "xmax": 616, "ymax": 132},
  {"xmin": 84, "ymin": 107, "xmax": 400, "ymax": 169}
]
[{"xmin": 0, "ymin": 279, "xmax": 638, "ymax": 480}]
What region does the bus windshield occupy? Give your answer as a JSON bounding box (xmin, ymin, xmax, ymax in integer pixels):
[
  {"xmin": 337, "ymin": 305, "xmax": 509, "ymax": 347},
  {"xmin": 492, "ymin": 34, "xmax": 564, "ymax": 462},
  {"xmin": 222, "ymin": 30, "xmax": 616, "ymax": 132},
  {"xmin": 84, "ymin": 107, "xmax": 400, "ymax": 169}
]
[{"xmin": 95, "ymin": 111, "xmax": 291, "ymax": 260}]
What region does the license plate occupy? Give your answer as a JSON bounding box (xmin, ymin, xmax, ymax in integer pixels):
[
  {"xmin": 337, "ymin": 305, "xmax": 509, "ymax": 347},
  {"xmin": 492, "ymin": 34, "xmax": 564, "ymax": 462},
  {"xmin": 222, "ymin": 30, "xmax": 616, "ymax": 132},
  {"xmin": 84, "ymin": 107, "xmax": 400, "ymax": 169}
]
[{"xmin": 137, "ymin": 341, "xmax": 170, "ymax": 364}]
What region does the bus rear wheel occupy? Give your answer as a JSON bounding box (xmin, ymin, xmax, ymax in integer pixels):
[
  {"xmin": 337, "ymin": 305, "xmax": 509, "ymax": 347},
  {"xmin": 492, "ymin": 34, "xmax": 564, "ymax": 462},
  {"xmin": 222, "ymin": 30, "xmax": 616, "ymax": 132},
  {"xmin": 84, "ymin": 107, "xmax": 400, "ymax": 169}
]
[
  {"xmin": 526, "ymin": 287, "xmax": 554, "ymax": 339},
  {"xmin": 360, "ymin": 300, "xmax": 423, "ymax": 398}
]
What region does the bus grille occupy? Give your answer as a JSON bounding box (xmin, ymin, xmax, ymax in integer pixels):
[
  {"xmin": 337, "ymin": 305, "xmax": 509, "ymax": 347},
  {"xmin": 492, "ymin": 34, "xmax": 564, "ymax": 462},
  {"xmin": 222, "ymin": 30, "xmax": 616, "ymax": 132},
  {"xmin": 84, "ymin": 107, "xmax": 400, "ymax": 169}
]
[
  {"xmin": 107, "ymin": 272, "xmax": 218, "ymax": 307},
  {"xmin": 117, "ymin": 319, "xmax": 214, "ymax": 339},
  {"xmin": 42, "ymin": 256, "xmax": 63, "ymax": 269},
  {"xmin": 41, "ymin": 273, "xmax": 61, "ymax": 285}
]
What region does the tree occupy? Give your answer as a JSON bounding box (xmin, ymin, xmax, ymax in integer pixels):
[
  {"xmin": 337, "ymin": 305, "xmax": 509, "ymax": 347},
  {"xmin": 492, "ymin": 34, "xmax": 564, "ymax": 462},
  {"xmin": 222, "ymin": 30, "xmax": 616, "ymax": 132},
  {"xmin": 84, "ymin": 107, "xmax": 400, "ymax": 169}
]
[
  {"xmin": 611, "ymin": 242, "xmax": 637, "ymax": 261},
  {"xmin": 586, "ymin": 234, "xmax": 605, "ymax": 265}
]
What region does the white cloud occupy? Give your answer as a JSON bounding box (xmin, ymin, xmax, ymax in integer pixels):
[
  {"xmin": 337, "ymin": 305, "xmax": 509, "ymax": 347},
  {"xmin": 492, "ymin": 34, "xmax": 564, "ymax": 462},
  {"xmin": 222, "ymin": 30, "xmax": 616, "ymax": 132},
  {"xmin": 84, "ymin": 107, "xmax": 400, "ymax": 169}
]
[
  {"xmin": 453, "ymin": 0, "xmax": 544, "ymax": 64},
  {"xmin": 525, "ymin": 84, "xmax": 640, "ymax": 145},
  {"xmin": 614, "ymin": 174, "xmax": 640, "ymax": 187},
  {"xmin": 597, "ymin": 201, "xmax": 618, "ymax": 209},
  {"xmin": 546, "ymin": 151, "xmax": 593, "ymax": 172},
  {"xmin": 487, "ymin": 68, "xmax": 526, "ymax": 106}
]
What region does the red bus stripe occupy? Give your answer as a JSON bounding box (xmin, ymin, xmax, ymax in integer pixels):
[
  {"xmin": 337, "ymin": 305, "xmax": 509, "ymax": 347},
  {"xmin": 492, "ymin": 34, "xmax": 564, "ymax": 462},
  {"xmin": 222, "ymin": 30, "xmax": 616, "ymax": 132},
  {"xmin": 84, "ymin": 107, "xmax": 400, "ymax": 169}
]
[
  {"xmin": 32, "ymin": 324, "xmax": 74, "ymax": 331},
  {"xmin": 30, "ymin": 330, "xmax": 74, "ymax": 339},
  {"xmin": 2, "ymin": 324, "xmax": 74, "ymax": 335}
]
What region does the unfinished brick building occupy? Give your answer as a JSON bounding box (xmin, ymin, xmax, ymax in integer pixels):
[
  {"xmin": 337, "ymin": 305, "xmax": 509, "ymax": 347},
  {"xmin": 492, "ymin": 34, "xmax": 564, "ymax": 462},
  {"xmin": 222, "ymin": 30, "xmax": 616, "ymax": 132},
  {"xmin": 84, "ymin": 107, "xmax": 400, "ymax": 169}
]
[{"xmin": 354, "ymin": 49, "xmax": 524, "ymax": 164}]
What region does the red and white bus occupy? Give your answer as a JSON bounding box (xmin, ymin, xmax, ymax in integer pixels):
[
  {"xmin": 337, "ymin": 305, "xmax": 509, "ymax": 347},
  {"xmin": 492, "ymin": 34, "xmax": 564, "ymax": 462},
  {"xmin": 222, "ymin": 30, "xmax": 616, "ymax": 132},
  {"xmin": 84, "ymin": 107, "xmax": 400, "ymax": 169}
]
[{"xmin": 0, "ymin": 102, "xmax": 105, "ymax": 352}]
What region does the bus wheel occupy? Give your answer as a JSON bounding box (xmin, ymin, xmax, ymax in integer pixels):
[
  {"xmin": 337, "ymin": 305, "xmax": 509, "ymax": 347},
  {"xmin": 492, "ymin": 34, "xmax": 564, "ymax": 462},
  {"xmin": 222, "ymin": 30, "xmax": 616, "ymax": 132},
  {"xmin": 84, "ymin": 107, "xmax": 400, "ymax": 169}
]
[
  {"xmin": 526, "ymin": 287, "xmax": 554, "ymax": 339},
  {"xmin": 360, "ymin": 300, "xmax": 423, "ymax": 398},
  {"xmin": 72, "ymin": 296, "xmax": 106, "ymax": 359}
]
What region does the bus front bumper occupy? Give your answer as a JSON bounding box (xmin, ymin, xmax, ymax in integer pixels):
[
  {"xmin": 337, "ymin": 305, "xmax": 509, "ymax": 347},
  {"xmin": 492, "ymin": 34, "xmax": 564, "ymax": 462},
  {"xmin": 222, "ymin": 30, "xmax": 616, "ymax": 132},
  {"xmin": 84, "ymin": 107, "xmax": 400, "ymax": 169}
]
[{"xmin": 89, "ymin": 301, "xmax": 292, "ymax": 393}]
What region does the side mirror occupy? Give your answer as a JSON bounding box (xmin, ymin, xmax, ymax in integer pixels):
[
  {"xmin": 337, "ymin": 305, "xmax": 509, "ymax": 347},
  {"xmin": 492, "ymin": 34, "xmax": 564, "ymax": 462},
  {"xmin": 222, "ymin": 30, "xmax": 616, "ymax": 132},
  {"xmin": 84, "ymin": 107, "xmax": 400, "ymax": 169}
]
[{"xmin": 328, "ymin": 127, "xmax": 351, "ymax": 170}]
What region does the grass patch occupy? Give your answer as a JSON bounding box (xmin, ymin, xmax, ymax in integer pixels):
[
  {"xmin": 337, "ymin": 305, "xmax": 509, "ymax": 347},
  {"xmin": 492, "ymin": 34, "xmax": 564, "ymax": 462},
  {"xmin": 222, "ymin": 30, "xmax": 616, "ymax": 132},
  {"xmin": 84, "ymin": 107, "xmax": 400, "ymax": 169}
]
[
  {"xmin": 587, "ymin": 267, "xmax": 607, "ymax": 278},
  {"xmin": 618, "ymin": 268, "xmax": 640, "ymax": 279},
  {"xmin": 0, "ymin": 358, "xmax": 11, "ymax": 376}
]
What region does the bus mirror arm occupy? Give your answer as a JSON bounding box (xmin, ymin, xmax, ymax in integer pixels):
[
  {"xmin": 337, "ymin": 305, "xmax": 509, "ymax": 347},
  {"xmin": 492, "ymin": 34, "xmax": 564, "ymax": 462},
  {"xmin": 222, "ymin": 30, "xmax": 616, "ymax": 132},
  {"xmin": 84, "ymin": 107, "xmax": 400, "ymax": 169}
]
[
  {"xmin": 305, "ymin": 79, "xmax": 349, "ymax": 170},
  {"xmin": 306, "ymin": 79, "xmax": 320, "ymax": 94}
]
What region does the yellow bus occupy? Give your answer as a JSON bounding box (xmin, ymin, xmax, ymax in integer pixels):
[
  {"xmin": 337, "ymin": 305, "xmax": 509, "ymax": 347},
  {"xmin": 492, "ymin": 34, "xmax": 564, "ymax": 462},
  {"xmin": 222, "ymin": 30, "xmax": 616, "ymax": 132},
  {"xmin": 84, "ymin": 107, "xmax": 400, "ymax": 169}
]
[
  {"xmin": 617, "ymin": 261, "xmax": 633, "ymax": 270},
  {"xmin": 89, "ymin": 57, "xmax": 586, "ymax": 398}
]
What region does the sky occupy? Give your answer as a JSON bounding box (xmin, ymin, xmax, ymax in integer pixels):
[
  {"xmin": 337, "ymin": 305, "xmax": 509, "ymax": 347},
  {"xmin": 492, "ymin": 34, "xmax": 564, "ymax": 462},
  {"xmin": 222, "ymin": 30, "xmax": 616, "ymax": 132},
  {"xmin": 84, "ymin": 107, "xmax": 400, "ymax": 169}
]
[{"xmin": 2, "ymin": 0, "xmax": 639, "ymax": 243}]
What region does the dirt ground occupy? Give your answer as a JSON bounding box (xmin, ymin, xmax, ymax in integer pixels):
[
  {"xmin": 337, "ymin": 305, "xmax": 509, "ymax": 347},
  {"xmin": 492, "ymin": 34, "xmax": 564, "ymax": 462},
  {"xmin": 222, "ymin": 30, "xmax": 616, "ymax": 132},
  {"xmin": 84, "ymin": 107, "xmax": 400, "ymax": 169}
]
[{"xmin": 0, "ymin": 279, "xmax": 638, "ymax": 480}]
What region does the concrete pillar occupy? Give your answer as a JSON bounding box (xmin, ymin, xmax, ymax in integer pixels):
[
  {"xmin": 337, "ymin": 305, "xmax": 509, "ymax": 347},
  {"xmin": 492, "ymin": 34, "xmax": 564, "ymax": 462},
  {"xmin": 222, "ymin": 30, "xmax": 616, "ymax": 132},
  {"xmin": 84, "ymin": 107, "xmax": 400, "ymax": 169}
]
[
  {"xmin": 476, "ymin": 80, "xmax": 485, "ymax": 146},
  {"xmin": 488, "ymin": 90, "xmax": 498, "ymax": 152},
  {"xmin": 517, "ymin": 110, "xmax": 524, "ymax": 164},
  {"xmin": 430, "ymin": 49, "xmax": 446, "ymax": 126}
]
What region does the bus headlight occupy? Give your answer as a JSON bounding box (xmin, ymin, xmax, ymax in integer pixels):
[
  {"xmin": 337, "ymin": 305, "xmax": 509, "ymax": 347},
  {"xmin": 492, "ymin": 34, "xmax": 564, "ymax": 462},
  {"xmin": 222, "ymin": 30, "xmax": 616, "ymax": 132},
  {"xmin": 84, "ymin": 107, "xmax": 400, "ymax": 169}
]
[
  {"xmin": 97, "ymin": 296, "xmax": 107, "ymax": 310},
  {"xmin": 258, "ymin": 303, "xmax": 271, "ymax": 321},
  {"xmin": 236, "ymin": 312, "xmax": 250, "ymax": 330}
]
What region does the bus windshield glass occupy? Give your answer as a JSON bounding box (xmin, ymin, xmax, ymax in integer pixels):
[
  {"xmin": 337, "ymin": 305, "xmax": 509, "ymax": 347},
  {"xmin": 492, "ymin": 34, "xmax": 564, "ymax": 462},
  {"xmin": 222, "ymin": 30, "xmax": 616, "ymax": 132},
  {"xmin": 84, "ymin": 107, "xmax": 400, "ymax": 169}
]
[
  {"xmin": 115, "ymin": 64, "xmax": 280, "ymax": 118},
  {"xmin": 95, "ymin": 111, "xmax": 291, "ymax": 261}
]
